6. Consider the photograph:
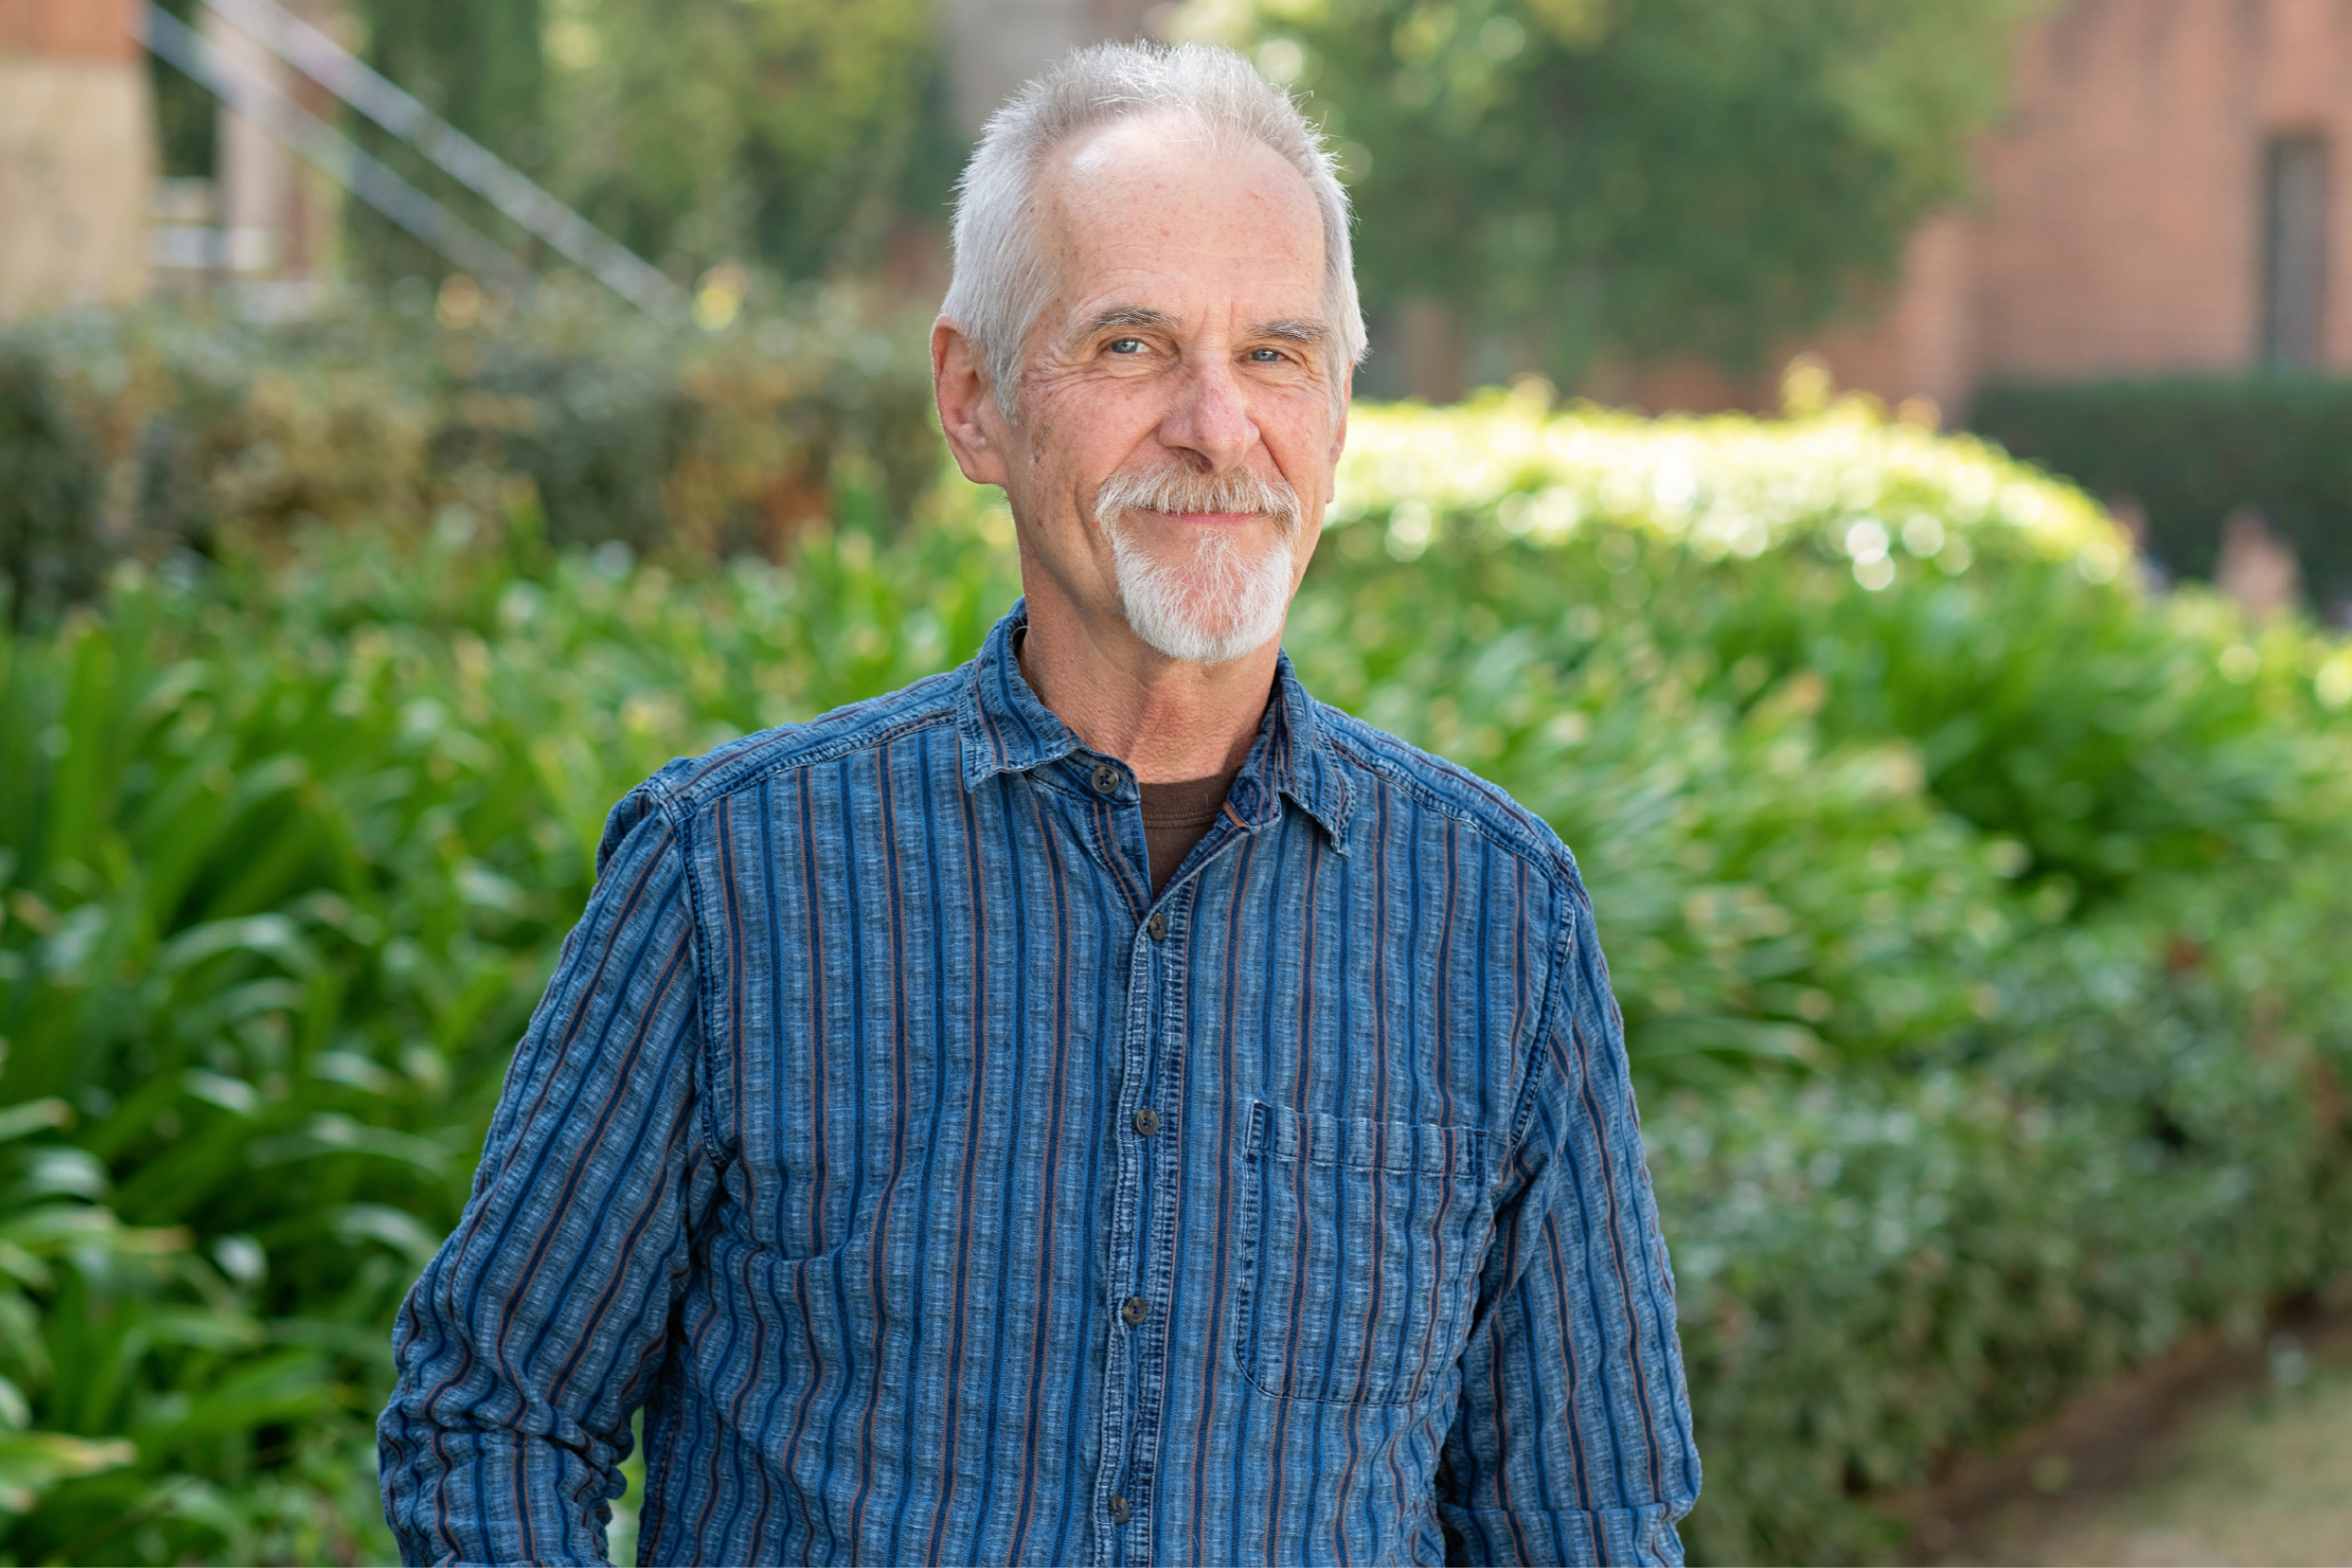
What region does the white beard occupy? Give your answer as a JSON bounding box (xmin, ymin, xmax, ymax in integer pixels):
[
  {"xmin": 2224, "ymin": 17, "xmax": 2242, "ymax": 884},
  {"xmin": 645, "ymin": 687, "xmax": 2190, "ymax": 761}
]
[{"xmin": 1094, "ymin": 465, "xmax": 1303, "ymax": 667}]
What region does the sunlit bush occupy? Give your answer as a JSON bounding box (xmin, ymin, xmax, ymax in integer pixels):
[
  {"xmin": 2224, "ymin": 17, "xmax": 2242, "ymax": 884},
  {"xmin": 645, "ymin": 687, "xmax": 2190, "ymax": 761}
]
[{"xmin": 0, "ymin": 397, "xmax": 2345, "ymax": 1561}]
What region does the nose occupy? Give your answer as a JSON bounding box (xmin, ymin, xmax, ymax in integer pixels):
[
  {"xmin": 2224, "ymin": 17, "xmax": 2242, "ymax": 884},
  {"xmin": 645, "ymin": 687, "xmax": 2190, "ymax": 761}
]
[{"xmin": 1157, "ymin": 356, "xmax": 1259, "ymax": 472}]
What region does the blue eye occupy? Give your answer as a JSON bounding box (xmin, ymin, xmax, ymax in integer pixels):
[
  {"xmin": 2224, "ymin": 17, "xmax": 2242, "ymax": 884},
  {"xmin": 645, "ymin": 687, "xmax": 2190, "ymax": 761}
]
[
  {"xmin": 1109, "ymin": 338, "xmax": 1144, "ymax": 355},
  {"xmin": 1249, "ymin": 348, "xmax": 1285, "ymax": 363}
]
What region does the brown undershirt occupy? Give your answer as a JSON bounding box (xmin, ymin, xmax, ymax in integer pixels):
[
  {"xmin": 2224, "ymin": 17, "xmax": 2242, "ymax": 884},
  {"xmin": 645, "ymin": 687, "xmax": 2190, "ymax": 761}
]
[
  {"xmin": 1139, "ymin": 767, "xmax": 1243, "ymax": 894},
  {"xmin": 1012, "ymin": 629, "xmax": 1247, "ymax": 894}
]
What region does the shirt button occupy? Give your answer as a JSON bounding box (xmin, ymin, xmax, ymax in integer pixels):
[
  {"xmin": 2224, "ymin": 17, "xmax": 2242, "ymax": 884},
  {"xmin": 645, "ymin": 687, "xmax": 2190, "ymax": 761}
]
[
  {"xmin": 1144, "ymin": 911, "xmax": 1167, "ymax": 941},
  {"xmin": 1089, "ymin": 763, "xmax": 1121, "ymax": 795},
  {"xmin": 1109, "ymin": 1494, "xmax": 1131, "ymax": 1524},
  {"xmin": 1133, "ymin": 1107, "xmax": 1161, "ymax": 1138},
  {"xmin": 1121, "ymin": 1294, "xmax": 1149, "ymax": 1325}
]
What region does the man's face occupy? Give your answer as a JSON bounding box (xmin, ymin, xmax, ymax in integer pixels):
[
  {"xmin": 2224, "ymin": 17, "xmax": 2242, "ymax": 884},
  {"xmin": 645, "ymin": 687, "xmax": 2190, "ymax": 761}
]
[{"xmin": 938, "ymin": 114, "xmax": 1347, "ymax": 667}]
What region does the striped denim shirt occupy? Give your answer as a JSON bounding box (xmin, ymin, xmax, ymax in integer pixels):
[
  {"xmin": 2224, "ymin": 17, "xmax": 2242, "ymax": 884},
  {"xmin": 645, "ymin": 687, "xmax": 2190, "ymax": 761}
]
[{"xmin": 379, "ymin": 603, "xmax": 1699, "ymax": 1566}]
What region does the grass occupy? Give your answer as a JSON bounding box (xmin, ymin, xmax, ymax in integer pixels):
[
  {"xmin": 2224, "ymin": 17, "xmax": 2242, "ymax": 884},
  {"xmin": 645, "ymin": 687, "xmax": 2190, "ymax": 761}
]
[{"xmin": 1938, "ymin": 1313, "xmax": 2352, "ymax": 1565}]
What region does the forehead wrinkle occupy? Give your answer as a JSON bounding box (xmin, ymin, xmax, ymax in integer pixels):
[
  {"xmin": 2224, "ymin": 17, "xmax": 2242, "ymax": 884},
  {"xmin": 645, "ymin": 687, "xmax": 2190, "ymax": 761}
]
[
  {"xmin": 1038, "ymin": 235, "xmax": 1323, "ymax": 357},
  {"xmin": 1073, "ymin": 226, "xmax": 1325, "ymax": 274},
  {"xmin": 1028, "ymin": 130, "xmax": 1335, "ymax": 393}
]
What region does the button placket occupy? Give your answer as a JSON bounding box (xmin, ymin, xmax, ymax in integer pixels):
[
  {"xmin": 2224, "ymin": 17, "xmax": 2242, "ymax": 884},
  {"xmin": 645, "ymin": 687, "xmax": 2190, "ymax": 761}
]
[
  {"xmin": 1111, "ymin": 881, "xmax": 1194, "ymax": 1568},
  {"xmin": 1096, "ymin": 862, "xmax": 1167, "ymax": 1568}
]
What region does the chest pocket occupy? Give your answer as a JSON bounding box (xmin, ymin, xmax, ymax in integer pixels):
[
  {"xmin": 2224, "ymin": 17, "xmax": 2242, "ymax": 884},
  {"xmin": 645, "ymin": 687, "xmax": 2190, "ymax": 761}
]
[{"xmin": 1233, "ymin": 1100, "xmax": 1491, "ymax": 1406}]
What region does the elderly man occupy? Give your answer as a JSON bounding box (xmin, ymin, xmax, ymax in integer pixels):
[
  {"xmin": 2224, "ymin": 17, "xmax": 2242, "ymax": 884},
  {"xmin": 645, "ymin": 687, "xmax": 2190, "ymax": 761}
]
[{"xmin": 380, "ymin": 40, "xmax": 1697, "ymax": 1568}]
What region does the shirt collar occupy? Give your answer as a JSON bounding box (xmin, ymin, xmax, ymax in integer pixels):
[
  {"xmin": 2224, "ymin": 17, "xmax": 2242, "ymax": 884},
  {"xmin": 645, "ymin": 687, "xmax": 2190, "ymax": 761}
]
[{"xmin": 956, "ymin": 599, "xmax": 1353, "ymax": 846}]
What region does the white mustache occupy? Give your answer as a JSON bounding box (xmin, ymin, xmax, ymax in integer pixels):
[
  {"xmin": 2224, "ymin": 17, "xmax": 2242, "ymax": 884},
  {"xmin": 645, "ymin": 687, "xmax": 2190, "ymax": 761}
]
[
  {"xmin": 1093, "ymin": 464, "xmax": 1302, "ymax": 667},
  {"xmin": 1093, "ymin": 465, "xmax": 1303, "ymax": 534}
]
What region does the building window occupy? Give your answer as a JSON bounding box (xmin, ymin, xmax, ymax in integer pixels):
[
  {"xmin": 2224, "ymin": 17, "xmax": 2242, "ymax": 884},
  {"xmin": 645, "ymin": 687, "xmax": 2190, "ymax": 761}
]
[{"xmin": 2261, "ymin": 133, "xmax": 2328, "ymax": 368}]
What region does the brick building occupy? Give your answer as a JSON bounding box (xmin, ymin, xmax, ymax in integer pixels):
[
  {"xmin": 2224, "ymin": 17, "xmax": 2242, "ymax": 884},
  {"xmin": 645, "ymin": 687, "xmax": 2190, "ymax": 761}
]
[
  {"xmin": 1644, "ymin": 0, "xmax": 2352, "ymax": 420},
  {"xmin": 0, "ymin": 0, "xmax": 151, "ymax": 322}
]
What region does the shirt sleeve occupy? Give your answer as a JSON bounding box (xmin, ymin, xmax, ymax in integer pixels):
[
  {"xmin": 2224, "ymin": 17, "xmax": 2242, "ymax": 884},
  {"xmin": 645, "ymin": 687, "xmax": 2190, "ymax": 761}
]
[
  {"xmin": 1437, "ymin": 873, "xmax": 1701, "ymax": 1566},
  {"xmin": 378, "ymin": 788, "xmax": 723, "ymax": 1567}
]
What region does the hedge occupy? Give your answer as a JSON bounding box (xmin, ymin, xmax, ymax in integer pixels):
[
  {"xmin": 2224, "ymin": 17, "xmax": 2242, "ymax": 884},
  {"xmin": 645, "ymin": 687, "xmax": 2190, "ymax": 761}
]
[
  {"xmin": 1971, "ymin": 375, "xmax": 2352, "ymax": 616},
  {"xmin": 0, "ymin": 288, "xmax": 938, "ymax": 626},
  {"xmin": 0, "ymin": 345, "xmax": 107, "ymax": 630},
  {"xmin": 1, "ymin": 385, "xmax": 2348, "ymax": 1561}
]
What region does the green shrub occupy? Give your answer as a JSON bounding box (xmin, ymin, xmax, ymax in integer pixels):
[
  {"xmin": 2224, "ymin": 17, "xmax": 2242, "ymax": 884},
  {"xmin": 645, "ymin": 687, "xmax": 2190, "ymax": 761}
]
[
  {"xmin": 1971, "ymin": 375, "xmax": 2352, "ymax": 615},
  {"xmin": 0, "ymin": 395, "xmax": 2346, "ymax": 1561},
  {"xmin": 0, "ymin": 346, "xmax": 106, "ymax": 630},
  {"xmin": 1329, "ymin": 397, "xmax": 2352, "ymax": 888},
  {"xmin": 1653, "ymin": 840, "xmax": 2352, "ymax": 1560},
  {"xmin": 0, "ymin": 291, "xmax": 938, "ymax": 598}
]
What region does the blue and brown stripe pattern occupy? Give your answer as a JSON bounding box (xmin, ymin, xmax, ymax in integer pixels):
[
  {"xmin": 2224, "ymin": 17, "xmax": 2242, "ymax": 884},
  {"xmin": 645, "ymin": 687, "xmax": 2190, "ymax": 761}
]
[{"xmin": 379, "ymin": 602, "xmax": 1698, "ymax": 1566}]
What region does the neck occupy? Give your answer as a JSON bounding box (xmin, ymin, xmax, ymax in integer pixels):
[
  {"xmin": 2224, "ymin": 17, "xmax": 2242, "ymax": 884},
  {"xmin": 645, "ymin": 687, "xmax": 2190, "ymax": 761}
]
[{"xmin": 1015, "ymin": 575, "xmax": 1279, "ymax": 784}]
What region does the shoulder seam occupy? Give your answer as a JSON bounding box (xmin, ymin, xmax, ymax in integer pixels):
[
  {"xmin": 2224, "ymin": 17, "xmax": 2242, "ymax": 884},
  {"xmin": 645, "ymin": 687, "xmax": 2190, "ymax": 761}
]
[
  {"xmin": 625, "ymin": 776, "xmax": 733, "ymax": 1169},
  {"xmin": 639, "ymin": 701, "xmax": 961, "ymax": 1169},
  {"xmin": 1325, "ymin": 728, "xmax": 1576, "ymax": 886},
  {"xmin": 667, "ymin": 705, "xmax": 961, "ymax": 816}
]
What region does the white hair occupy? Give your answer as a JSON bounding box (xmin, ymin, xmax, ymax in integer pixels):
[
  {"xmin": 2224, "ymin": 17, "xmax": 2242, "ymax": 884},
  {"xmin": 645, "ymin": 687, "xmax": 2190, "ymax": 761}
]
[{"xmin": 942, "ymin": 40, "xmax": 1367, "ymax": 422}]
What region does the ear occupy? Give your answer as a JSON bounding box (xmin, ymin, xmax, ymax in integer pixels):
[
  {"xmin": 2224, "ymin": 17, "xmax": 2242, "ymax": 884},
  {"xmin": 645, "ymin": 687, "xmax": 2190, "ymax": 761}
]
[{"xmin": 933, "ymin": 318, "xmax": 1011, "ymax": 487}]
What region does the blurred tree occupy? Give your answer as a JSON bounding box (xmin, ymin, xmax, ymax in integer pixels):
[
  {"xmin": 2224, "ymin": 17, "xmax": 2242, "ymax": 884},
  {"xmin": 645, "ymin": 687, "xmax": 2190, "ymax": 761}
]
[
  {"xmin": 349, "ymin": 0, "xmax": 549, "ymax": 279},
  {"xmin": 148, "ymin": 0, "xmax": 218, "ymax": 180},
  {"xmin": 344, "ymin": 0, "xmax": 957, "ymax": 290},
  {"xmin": 539, "ymin": 0, "xmax": 959, "ymax": 282},
  {"xmin": 359, "ymin": 0, "xmax": 548, "ymax": 167},
  {"xmin": 1176, "ymin": 0, "xmax": 2046, "ymax": 388}
]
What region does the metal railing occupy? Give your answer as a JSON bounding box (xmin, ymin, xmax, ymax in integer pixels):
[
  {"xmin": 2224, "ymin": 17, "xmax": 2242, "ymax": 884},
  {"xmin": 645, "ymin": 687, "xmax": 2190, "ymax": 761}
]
[{"xmin": 135, "ymin": 0, "xmax": 689, "ymax": 322}]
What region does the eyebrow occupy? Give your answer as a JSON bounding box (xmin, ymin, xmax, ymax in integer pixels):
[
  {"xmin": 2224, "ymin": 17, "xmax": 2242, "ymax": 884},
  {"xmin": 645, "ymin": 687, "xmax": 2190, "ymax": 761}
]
[
  {"xmin": 1067, "ymin": 308, "xmax": 1330, "ymax": 348},
  {"xmin": 1253, "ymin": 318, "xmax": 1328, "ymax": 345},
  {"xmin": 1073, "ymin": 307, "xmax": 1180, "ymax": 341}
]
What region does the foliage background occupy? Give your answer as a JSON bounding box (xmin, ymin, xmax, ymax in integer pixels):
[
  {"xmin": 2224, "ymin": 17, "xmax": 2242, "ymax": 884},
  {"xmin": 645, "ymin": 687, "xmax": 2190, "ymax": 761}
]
[
  {"xmin": 2, "ymin": 309, "xmax": 2349, "ymax": 1560},
  {"xmin": 330, "ymin": 0, "xmax": 961, "ymax": 293},
  {"xmin": 1169, "ymin": 0, "xmax": 2047, "ymax": 384},
  {"xmin": 0, "ymin": 294, "xmax": 942, "ymax": 591},
  {"xmin": 199, "ymin": 0, "xmax": 2049, "ymax": 398},
  {"xmin": 535, "ymin": 0, "xmax": 958, "ymax": 282}
]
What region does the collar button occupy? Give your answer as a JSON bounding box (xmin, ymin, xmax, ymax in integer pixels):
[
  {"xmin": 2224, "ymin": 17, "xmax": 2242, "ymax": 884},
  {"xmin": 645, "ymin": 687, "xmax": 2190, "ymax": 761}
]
[{"xmin": 1089, "ymin": 763, "xmax": 1121, "ymax": 795}]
